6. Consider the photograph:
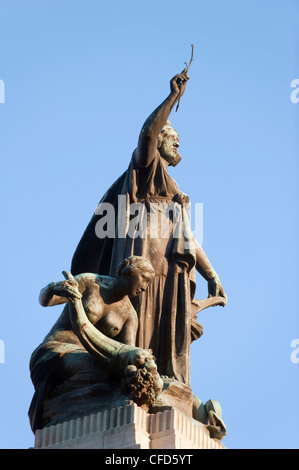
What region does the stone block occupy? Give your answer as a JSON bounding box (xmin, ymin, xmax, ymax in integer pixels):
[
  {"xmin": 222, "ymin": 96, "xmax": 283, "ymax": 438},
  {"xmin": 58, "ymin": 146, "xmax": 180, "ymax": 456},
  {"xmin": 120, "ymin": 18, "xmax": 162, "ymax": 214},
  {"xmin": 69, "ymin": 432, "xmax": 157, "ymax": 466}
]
[{"xmin": 34, "ymin": 404, "xmax": 225, "ymax": 449}]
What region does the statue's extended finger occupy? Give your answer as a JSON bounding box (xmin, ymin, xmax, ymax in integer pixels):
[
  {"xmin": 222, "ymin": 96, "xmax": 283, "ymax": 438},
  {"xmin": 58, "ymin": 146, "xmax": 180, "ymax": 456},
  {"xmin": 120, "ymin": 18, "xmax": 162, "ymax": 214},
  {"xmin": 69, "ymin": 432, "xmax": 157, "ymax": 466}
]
[{"xmin": 62, "ymin": 270, "xmax": 74, "ymax": 280}]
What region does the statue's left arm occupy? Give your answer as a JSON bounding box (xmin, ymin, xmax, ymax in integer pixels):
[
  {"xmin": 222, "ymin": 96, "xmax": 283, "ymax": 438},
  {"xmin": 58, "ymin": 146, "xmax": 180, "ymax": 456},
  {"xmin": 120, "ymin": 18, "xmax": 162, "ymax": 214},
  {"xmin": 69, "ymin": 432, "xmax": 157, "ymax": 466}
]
[{"xmin": 193, "ymin": 237, "xmax": 227, "ymax": 300}]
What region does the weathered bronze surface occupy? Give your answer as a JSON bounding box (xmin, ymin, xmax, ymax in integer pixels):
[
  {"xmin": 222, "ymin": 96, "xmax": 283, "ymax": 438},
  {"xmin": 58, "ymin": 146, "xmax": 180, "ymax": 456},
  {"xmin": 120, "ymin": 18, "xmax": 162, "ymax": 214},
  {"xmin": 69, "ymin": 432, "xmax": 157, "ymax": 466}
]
[
  {"xmin": 29, "ymin": 256, "xmax": 163, "ymax": 431},
  {"xmin": 29, "ymin": 69, "xmax": 227, "ymax": 439},
  {"xmin": 71, "ymin": 72, "xmax": 226, "ymax": 385}
]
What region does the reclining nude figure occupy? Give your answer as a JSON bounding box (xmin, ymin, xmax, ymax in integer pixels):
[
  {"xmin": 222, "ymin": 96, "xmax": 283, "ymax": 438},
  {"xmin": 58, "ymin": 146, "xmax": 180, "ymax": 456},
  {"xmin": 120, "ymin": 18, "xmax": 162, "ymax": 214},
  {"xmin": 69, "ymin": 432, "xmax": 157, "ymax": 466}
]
[{"xmin": 29, "ymin": 256, "xmax": 163, "ymax": 432}]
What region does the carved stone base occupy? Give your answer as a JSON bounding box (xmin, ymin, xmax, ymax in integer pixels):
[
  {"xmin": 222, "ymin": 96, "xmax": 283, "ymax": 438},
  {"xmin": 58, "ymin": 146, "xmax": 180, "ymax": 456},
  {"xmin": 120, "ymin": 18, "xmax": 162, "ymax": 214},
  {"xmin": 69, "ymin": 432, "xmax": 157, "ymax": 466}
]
[
  {"xmin": 34, "ymin": 403, "xmax": 225, "ymax": 449},
  {"xmin": 151, "ymin": 378, "xmax": 194, "ymax": 417}
]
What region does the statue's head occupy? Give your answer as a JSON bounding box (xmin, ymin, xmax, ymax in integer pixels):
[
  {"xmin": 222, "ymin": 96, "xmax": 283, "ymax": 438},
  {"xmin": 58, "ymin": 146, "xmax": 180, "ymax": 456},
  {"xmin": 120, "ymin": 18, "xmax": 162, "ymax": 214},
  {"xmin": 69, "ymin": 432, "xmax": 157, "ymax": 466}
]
[
  {"xmin": 157, "ymin": 120, "xmax": 182, "ymax": 167},
  {"xmin": 117, "ymin": 256, "xmax": 155, "ymax": 296}
]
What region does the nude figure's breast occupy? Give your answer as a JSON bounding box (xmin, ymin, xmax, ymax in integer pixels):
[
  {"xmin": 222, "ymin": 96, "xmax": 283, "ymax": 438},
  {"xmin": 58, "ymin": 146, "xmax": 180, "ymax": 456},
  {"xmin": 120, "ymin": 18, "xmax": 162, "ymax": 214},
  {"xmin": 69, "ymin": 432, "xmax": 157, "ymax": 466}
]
[{"xmin": 95, "ymin": 310, "xmax": 126, "ymax": 338}]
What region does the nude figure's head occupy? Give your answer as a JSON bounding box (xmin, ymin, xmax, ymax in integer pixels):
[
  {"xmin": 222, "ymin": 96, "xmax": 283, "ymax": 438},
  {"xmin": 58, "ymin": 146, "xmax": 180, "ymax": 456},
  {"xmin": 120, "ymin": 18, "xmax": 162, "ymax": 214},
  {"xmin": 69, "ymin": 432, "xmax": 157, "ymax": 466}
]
[
  {"xmin": 117, "ymin": 256, "xmax": 155, "ymax": 297},
  {"xmin": 157, "ymin": 120, "xmax": 182, "ymax": 167}
]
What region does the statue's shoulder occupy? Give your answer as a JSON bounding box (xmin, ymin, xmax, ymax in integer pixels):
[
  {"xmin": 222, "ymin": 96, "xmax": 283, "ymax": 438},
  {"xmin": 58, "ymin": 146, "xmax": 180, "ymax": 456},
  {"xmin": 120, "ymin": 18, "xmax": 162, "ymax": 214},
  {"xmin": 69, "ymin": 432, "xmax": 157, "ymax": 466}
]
[
  {"xmin": 94, "ymin": 274, "xmax": 114, "ymax": 287},
  {"xmin": 75, "ymin": 272, "xmax": 114, "ymax": 289}
]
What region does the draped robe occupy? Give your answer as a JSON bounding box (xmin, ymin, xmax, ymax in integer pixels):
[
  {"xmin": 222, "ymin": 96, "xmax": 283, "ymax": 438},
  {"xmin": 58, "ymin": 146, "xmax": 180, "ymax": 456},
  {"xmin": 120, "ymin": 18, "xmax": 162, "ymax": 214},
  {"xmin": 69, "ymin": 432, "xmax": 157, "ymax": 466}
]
[{"xmin": 71, "ymin": 150, "xmax": 197, "ymax": 385}]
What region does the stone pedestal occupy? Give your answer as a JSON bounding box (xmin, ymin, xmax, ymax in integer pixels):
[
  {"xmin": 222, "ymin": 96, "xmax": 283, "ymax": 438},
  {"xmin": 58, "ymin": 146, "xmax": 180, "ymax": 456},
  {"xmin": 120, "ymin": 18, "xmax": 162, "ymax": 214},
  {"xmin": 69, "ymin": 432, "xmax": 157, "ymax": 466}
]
[{"xmin": 34, "ymin": 403, "xmax": 225, "ymax": 449}]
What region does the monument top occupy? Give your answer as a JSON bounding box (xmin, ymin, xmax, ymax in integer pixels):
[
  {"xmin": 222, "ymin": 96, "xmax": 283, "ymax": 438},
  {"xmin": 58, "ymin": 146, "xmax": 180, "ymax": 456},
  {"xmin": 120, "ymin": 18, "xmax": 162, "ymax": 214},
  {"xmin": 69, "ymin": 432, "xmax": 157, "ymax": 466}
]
[{"xmin": 29, "ymin": 61, "xmax": 227, "ymax": 444}]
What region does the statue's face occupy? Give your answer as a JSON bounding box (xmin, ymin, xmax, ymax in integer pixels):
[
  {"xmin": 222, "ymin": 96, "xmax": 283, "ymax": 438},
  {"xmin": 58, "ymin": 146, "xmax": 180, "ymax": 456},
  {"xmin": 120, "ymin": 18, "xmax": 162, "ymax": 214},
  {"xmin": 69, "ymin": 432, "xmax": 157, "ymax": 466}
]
[
  {"xmin": 122, "ymin": 268, "xmax": 154, "ymax": 297},
  {"xmin": 159, "ymin": 128, "xmax": 180, "ymax": 164}
]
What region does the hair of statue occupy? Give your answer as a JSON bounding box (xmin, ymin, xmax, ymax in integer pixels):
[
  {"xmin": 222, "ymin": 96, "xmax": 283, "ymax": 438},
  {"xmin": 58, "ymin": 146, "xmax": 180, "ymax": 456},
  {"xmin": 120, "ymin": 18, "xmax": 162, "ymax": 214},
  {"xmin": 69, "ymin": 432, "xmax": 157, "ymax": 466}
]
[{"xmin": 117, "ymin": 256, "xmax": 155, "ymax": 277}]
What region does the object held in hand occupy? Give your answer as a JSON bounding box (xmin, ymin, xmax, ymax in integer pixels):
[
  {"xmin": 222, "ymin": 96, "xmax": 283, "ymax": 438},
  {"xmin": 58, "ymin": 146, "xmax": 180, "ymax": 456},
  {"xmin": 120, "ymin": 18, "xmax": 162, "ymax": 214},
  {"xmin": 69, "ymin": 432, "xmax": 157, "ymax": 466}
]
[{"xmin": 176, "ymin": 44, "xmax": 194, "ymax": 112}]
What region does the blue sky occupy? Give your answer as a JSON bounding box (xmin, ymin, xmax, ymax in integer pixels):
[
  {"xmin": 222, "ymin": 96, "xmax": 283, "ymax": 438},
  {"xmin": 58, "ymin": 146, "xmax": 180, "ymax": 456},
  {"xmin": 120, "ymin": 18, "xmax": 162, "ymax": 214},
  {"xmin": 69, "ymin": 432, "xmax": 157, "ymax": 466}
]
[{"xmin": 0, "ymin": 0, "xmax": 298, "ymax": 449}]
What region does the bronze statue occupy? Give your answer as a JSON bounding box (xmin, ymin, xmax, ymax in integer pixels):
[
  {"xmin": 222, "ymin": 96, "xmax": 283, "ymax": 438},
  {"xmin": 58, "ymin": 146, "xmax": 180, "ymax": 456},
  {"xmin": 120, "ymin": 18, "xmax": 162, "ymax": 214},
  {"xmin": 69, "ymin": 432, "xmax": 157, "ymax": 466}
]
[
  {"xmin": 29, "ymin": 256, "xmax": 163, "ymax": 432},
  {"xmin": 71, "ymin": 72, "xmax": 227, "ymax": 386},
  {"xmin": 29, "ymin": 67, "xmax": 227, "ymax": 440}
]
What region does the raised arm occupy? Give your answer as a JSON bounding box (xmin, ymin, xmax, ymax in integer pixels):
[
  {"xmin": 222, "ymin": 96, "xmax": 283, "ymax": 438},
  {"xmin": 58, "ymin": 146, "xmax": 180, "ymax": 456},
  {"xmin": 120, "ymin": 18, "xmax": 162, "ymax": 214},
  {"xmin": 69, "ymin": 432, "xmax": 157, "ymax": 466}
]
[{"xmin": 134, "ymin": 73, "xmax": 189, "ymax": 167}]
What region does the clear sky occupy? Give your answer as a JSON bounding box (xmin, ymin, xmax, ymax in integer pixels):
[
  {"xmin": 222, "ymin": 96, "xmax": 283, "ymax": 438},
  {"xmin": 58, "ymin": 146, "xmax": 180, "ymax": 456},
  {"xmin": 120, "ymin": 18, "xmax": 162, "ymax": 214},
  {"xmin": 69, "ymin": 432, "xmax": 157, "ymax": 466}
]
[{"xmin": 0, "ymin": 0, "xmax": 298, "ymax": 449}]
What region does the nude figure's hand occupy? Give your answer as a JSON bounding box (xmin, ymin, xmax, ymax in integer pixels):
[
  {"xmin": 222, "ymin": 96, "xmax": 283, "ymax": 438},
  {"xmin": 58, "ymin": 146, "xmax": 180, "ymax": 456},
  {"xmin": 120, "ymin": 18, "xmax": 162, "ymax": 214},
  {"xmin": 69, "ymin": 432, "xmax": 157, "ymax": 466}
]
[{"xmin": 50, "ymin": 278, "xmax": 82, "ymax": 303}]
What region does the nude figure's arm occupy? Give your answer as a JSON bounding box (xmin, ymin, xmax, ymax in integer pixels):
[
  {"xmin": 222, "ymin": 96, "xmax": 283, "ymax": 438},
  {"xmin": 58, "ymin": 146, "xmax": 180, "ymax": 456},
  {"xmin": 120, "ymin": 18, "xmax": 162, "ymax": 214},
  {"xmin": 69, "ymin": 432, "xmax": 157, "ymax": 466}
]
[
  {"xmin": 134, "ymin": 73, "xmax": 189, "ymax": 168},
  {"xmin": 38, "ymin": 273, "xmax": 97, "ymax": 307}
]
